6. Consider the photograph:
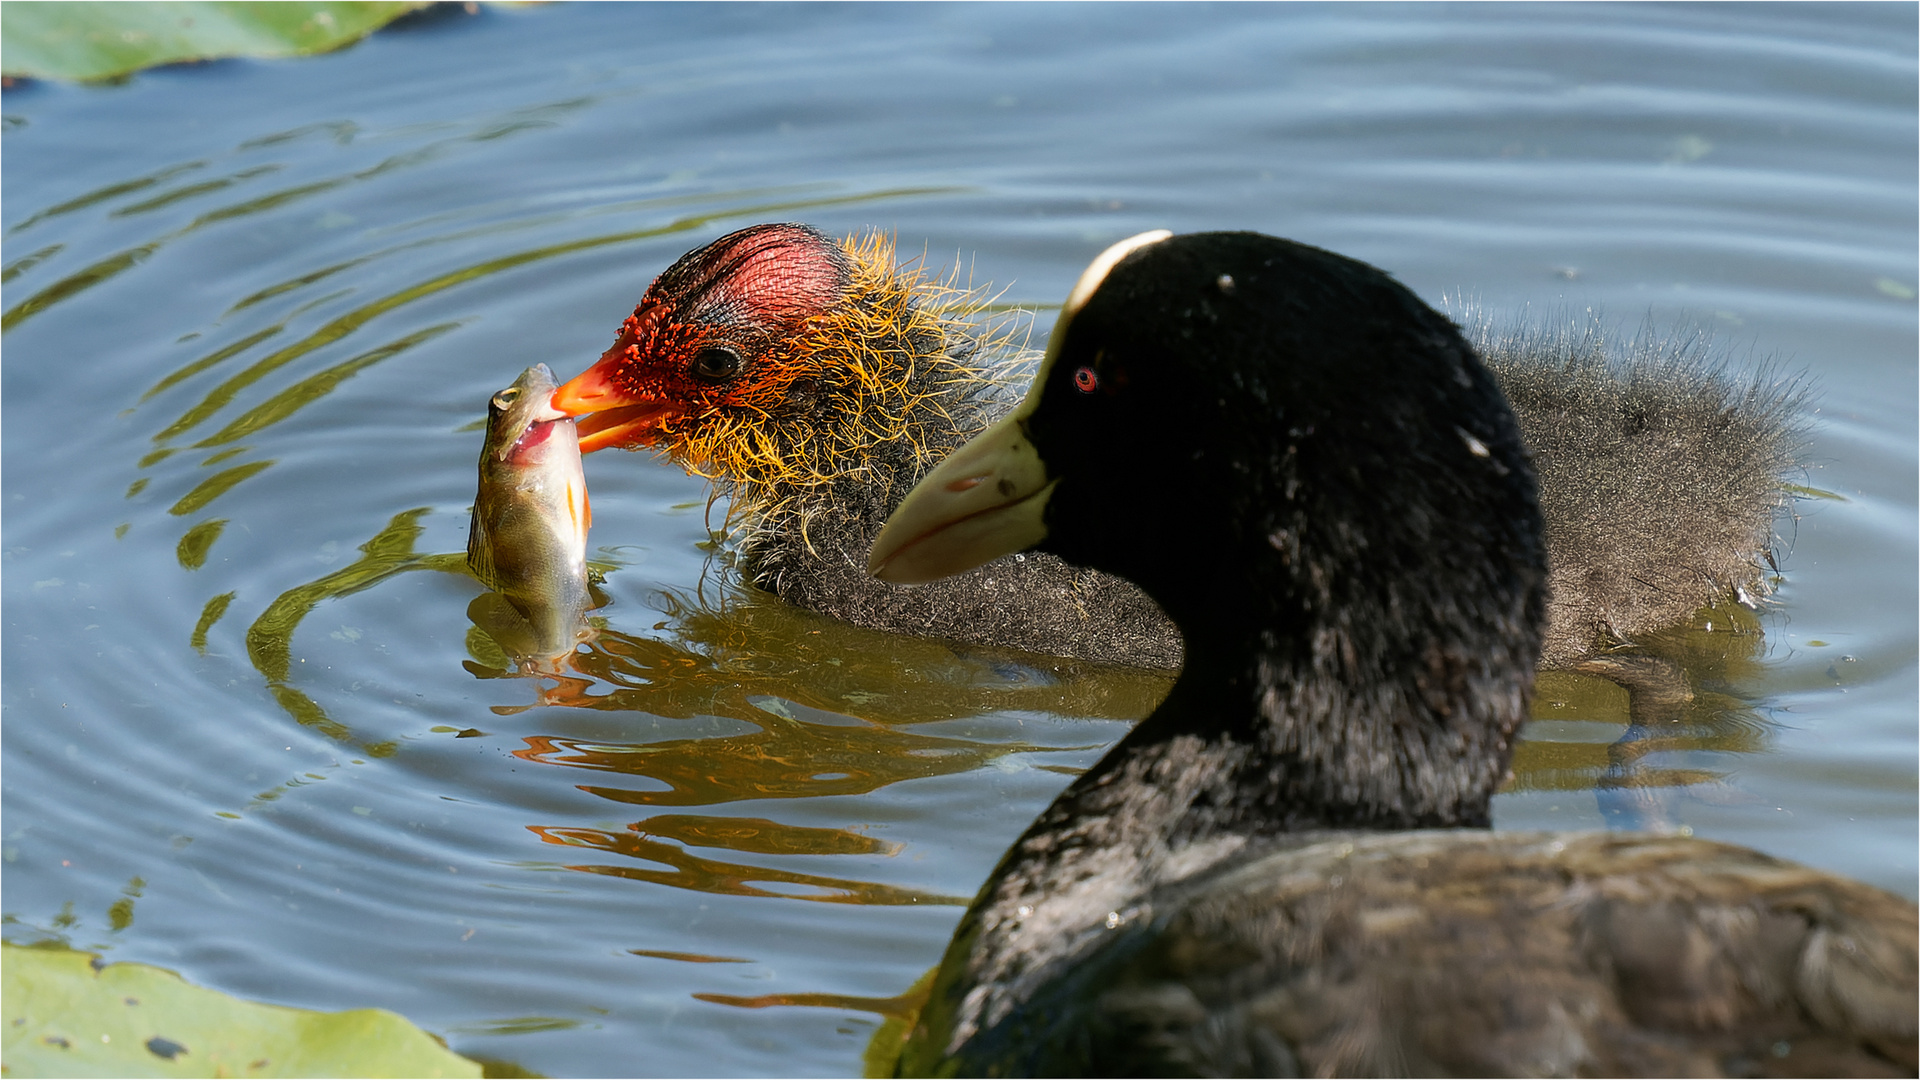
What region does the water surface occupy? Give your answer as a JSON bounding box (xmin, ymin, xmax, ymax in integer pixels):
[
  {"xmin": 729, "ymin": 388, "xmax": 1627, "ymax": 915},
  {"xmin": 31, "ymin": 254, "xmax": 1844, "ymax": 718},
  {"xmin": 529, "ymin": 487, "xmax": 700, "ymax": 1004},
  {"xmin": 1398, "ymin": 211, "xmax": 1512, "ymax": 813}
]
[{"xmin": 4, "ymin": 4, "xmax": 1914, "ymax": 1076}]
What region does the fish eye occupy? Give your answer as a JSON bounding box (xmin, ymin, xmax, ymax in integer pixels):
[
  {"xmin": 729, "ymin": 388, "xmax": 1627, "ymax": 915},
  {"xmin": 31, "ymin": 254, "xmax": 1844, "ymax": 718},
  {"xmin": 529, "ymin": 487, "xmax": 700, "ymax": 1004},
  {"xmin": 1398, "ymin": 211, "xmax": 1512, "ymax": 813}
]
[
  {"xmin": 1073, "ymin": 366, "xmax": 1099, "ymax": 393},
  {"xmin": 693, "ymin": 346, "xmax": 743, "ymax": 382},
  {"xmin": 491, "ymin": 387, "xmax": 521, "ymax": 409}
]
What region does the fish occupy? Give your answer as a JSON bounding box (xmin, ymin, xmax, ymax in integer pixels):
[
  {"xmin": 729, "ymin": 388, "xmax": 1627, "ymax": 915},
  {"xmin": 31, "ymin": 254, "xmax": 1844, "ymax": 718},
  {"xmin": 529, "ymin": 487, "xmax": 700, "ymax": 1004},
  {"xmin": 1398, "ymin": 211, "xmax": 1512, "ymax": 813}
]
[{"xmin": 467, "ymin": 364, "xmax": 593, "ymax": 667}]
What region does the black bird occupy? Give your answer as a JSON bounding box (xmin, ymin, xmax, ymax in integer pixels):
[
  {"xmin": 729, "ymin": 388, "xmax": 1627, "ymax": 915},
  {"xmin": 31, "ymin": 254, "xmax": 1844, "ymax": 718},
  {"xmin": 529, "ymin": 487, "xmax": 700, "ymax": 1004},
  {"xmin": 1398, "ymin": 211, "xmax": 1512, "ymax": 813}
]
[{"xmin": 868, "ymin": 231, "xmax": 1916, "ymax": 1078}]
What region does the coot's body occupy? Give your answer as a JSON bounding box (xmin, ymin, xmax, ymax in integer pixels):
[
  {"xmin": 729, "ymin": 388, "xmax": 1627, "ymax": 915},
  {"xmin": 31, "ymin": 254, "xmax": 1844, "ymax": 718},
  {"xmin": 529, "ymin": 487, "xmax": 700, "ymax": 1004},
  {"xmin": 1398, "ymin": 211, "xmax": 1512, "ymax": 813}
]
[{"xmin": 866, "ymin": 231, "xmax": 1915, "ymax": 1077}]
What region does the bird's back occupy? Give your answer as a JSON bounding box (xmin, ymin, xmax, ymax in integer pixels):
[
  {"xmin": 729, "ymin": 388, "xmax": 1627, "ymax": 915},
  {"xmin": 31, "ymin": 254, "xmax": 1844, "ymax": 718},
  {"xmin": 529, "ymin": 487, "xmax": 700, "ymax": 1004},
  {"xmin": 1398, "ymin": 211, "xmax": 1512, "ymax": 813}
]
[
  {"xmin": 1472, "ymin": 317, "xmax": 1808, "ymax": 667},
  {"xmin": 928, "ymin": 831, "xmax": 1918, "ymax": 1078}
]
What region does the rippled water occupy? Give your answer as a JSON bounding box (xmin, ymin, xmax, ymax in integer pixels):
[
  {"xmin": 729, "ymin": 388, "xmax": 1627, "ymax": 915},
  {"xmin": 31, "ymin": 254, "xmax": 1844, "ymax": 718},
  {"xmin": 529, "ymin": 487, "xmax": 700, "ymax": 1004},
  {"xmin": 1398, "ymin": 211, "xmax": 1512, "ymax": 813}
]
[{"xmin": 4, "ymin": 4, "xmax": 1914, "ymax": 1076}]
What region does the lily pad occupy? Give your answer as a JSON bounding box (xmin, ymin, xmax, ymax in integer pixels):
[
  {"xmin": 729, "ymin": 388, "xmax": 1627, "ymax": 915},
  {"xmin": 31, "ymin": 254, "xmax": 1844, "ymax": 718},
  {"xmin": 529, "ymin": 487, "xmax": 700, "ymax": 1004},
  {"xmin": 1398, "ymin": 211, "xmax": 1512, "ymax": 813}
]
[
  {"xmin": 1, "ymin": 943, "xmax": 481, "ymax": 1078},
  {"xmin": 1, "ymin": 2, "xmax": 430, "ymax": 83}
]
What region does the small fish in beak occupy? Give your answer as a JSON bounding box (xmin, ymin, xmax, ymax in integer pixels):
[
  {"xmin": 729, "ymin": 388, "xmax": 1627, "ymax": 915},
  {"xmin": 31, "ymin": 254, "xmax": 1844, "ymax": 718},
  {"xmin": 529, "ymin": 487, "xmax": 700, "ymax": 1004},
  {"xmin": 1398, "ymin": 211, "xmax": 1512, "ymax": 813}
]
[{"xmin": 468, "ymin": 364, "xmax": 594, "ymax": 668}]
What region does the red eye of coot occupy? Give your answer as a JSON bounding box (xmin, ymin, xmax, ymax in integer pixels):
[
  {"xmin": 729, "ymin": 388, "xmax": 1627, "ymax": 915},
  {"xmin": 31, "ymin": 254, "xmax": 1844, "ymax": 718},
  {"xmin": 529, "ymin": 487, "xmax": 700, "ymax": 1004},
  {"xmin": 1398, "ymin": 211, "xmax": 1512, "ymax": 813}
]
[{"xmin": 1073, "ymin": 366, "xmax": 1099, "ymax": 393}]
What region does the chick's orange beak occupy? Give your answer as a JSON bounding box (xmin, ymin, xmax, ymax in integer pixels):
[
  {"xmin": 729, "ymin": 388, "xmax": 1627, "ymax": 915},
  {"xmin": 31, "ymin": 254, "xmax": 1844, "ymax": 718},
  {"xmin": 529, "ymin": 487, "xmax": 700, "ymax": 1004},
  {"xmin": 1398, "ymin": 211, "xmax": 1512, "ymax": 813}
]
[{"xmin": 550, "ymin": 351, "xmax": 687, "ymax": 453}]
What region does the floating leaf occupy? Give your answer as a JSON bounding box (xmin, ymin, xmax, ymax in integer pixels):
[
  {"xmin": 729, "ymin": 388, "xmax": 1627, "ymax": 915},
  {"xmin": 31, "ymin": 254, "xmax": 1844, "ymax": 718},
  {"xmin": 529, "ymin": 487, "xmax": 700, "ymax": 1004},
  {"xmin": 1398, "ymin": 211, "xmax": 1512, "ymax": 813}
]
[
  {"xmin": 1, "ymin": 2, "xmax": 431, "ymax": 83},
  {"xmin": 1, "ymin": 942, "xmax": 480, "ymax": 1077}
]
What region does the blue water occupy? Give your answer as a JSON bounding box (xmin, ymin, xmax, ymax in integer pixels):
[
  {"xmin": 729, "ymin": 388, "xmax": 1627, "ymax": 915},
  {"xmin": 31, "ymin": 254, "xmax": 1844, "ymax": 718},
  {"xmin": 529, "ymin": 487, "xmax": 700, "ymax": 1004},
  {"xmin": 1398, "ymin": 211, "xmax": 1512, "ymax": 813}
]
[{"xmin": 4, "ymin": 4, "xmax": 1914, "ymax": 1075}]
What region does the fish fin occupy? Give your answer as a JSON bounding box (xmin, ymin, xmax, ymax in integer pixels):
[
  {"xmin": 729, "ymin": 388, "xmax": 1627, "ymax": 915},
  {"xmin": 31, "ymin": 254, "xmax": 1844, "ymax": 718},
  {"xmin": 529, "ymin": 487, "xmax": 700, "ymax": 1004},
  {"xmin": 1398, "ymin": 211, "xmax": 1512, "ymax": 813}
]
[
  {"xmin": 566, "ymin": 480, "xmax": 590, "ymax": 541},
  {"xmin": 467, "ymin": 510, "xmax": 498, "ymax": 588}
]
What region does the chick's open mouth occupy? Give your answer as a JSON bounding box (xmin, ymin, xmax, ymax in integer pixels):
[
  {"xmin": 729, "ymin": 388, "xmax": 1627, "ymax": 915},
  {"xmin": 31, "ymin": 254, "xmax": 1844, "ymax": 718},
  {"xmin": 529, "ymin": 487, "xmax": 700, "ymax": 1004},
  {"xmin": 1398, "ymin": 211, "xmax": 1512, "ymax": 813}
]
[{"xmin": 570, "ymin": 401, "xmax": 686, "ymax": 452}]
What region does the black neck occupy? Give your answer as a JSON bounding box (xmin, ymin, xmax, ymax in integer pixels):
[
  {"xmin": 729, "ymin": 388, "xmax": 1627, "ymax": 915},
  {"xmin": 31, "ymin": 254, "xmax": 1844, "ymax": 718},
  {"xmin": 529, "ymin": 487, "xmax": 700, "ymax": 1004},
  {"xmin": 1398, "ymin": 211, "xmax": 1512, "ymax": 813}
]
[
  {"xmin": 943, "ymin": 609, "xmax": 1532, "ymax": 1043},
  {"xmin": 1066, "ymin": 622, "xmax": 1525, "ymax": 846}
]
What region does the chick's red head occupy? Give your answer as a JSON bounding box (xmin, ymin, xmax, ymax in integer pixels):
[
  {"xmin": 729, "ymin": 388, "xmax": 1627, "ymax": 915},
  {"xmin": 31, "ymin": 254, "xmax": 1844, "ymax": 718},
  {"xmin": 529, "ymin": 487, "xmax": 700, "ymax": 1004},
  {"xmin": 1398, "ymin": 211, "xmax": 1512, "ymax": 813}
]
[{"xmin": 552, "ymin": 223, "xmax": 852, "ymax": 453}]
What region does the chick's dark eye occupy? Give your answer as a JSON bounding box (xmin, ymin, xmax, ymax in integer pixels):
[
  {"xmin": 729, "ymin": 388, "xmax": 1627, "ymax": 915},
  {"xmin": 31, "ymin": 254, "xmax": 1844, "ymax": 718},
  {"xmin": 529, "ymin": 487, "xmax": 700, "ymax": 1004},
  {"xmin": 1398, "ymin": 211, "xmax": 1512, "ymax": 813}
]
[
  {"xmin": 1073, "ymin": 366, "xmax": 1099, "ymax": 393},
  {"xmin": 692, "ymin": 346, "xmax": 743, "ymax": 382}
]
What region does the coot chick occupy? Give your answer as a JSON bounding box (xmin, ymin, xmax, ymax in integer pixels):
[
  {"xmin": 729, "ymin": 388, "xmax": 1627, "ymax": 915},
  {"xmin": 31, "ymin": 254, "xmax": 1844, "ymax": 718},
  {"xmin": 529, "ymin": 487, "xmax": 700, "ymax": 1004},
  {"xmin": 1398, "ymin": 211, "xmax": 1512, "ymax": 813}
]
[
  {"xmin": 552, "ymin": 223, "xmax": 1804, "ymax": 672},
  {"xmin": 555, "ymin": 224, "xmax": 1179, "ymax": 669},
  {"xmin": 1469, "ymin": 314, "xmax": 1807, "ymax": 668},
  {"xmin": 868, "ymin": 231, "xmax": 1915, "ymax": 1077}
]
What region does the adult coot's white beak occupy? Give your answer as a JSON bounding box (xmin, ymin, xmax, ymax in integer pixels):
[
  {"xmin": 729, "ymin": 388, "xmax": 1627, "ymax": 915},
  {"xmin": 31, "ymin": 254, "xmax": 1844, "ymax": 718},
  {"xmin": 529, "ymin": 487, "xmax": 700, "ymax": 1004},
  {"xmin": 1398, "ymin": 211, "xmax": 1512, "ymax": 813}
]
[
  {"xmin": 866, "ymin": 411, "xmax": 1055, "ymax": 584},
  {"xmin": 867, "ymin": 229, "xmax": 1171, "ymax": 584}
]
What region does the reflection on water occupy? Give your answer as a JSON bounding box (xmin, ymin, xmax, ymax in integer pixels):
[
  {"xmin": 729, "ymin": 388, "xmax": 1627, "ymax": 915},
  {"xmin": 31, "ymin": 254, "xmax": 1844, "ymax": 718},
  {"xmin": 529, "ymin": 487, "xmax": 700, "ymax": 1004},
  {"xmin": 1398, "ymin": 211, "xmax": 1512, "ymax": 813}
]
[
  {"xmin": 251, "ymin": 510, "xmax": 1164, "ymax": 905},
  {"xmin": 218, "ymin": 492, "xmax": 1170, "ymax": 914},
  {"xmin": 226, "ymin": 496, "xmax": 1786, "ymax": 922},
  {"xmin": 240, "ymin": 507, "xmax": 460, "ymax": 750},
  {"xmin": 519, "ymin": 708, "xmax": 1066, "ymax": 809},
  {"xmin": 1512, "ymin": 599, "xmax": 1776, "ymax": 831},
  {"xmin": 527, "ymin": 823, "xmax": 958, "ymax": 907},
  {"xmin": 696, "ymin": 976, "xmax": 932, "ymax": 1080},
  {"xmin": 633, "ymin": 814, "xmax": 898, "ymax": 857},
  {"xmin": 464, "ymin": 590, "xmax": 597, "ymax": 677},
  {"xmin": 524, "ymin": 586, "xmax": 1173, "ymax": 726},
  {"xmin": 221, "ymin": 506, "xmax": 1785, "ymax": 929},
  {"xmin": 506, "ymin": 623, "xmax": 1109, "ymax": 907}
]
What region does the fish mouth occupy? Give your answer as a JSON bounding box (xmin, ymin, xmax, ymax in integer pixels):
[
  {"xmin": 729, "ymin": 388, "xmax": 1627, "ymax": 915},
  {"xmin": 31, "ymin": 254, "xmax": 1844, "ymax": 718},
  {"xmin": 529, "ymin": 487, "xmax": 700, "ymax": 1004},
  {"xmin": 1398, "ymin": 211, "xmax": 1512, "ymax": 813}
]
[
  {"xmin": 505, "ymin": 415, "xmax": 565, "ymax": 465},
  {"xmin": 551, "ymin": 353, "xmax": 687, "ymax": 453}
]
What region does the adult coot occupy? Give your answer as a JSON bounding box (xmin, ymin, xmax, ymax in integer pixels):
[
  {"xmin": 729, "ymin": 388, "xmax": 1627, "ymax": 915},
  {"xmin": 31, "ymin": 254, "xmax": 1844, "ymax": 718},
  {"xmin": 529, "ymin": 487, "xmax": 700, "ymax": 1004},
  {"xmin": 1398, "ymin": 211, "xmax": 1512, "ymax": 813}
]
[
  {"xmin": 551, "ymin": 223, "xmax": 1803, "ymax": 671},
  {"xmin": 866, "ymin": 230, "xmax": 1915, "ymax": 1077}
]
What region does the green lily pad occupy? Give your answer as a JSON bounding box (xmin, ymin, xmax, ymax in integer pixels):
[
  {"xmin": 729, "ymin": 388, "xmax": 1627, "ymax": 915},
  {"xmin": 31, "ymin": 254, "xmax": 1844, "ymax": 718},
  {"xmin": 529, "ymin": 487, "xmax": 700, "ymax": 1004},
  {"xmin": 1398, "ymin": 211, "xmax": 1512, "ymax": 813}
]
[
  {"xmin": 2, "ymin": 942, "xmax": 481, "ymax": 1078},
  {"xmin": 1, "ymin": 2, "xmax": 430, "ymax": 83}
]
